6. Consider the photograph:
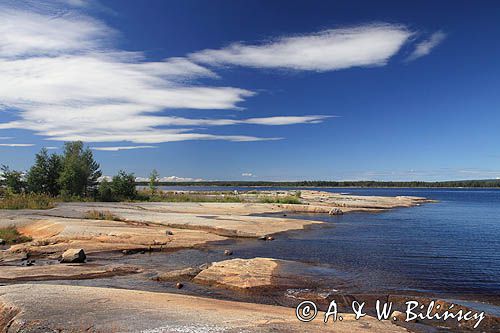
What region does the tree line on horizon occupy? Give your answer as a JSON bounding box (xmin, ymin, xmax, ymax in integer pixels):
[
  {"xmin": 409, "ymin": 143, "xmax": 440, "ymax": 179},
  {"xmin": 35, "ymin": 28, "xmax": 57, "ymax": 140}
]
[
  {"xmin": 2, "ymin": 142, "xmax": 499, "ymax": 198},
  {"xmin": 135, "ymin": 179, "xmax": 500, "ymax": 188}
]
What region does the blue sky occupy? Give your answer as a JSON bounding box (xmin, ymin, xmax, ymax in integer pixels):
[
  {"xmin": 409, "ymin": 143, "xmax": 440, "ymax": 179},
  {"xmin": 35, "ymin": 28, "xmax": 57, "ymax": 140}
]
[{"xmin": 1, "ymin": 0, "xmax": 499, "ymax": 181}]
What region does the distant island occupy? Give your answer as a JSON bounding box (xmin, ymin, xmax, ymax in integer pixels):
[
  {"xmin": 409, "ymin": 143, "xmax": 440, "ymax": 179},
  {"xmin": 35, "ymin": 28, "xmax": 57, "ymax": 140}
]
[{"xmin": 135, "ymin": 179, "xmax": 500, "ymax": 188}]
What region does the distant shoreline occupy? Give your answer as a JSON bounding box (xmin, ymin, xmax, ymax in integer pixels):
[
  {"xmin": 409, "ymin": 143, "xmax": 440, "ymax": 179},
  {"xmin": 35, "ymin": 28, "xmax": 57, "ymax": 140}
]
[{"xmin": 135, "ymin": 180, "xmax": 500, "ymax": 188}]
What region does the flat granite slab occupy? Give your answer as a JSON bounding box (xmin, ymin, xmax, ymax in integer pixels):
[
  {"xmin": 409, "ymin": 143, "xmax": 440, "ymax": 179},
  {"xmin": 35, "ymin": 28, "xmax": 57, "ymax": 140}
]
[
  {"xmin": 0, "ymin": 264, "xmax": 141, "ymax": 282},
  {"xmin": 0, "ymin": 284, "xmax": 407, "ymax": 332},
  {"xmin": 193, "ymin": 257, "xmax": 349, "ymax": 292}
]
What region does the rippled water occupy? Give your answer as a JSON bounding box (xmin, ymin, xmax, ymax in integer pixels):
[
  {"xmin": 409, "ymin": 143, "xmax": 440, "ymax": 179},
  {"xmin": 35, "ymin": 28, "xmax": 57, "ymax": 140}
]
[{"xmin": 155, "ymin": 187, "xmax": 500, "ymax": 304}]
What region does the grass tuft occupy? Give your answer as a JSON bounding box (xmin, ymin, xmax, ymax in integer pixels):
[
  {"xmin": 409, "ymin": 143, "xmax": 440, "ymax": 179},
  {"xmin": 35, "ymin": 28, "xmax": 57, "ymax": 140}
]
[
  {"xmin": 258, "ymin": 195, "xmax": 302, "ymax": 204},
  {"xmin": 137, "ymin": 190, "xmax": 243, "ymax": 203},
  {"xmin": 0, "ymin": 226, "xmax": 32, "ymax": 244},
  {"xmin": 84, "ymin": 210, "xmax": 123, "ymax": 221},
  {"xmin": 0, "ymin": 193, "xmax": 56, "ymax": 210}
]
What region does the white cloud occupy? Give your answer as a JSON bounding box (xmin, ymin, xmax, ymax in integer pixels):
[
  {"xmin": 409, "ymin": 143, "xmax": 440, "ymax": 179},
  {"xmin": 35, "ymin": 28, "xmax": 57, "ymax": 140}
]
[
  {"xmin": 92, "ymin": 146, "xmax": 157, "ymax": 151},
  {"xmin": 0, "ymin": 7, "xmax": 113, "ymax": 58},
  {"xmin": 0, "ymin": 3, "xmax": 422, "ymax": 146},
  {"xmin": 0, "ymin": 3, "xmax": 267, "ymax": 144},
  {"xmin": 134, "ymin": 175, "xmax": 210, "ymax": 182},
  {"xmin": 44, "ymin": 146, "xmax": 59, "ymax": 150},
  {"xmin": 159, "ymin": 176, "xmax": 204, "ymax": 182},
  {"xmin": 241, "ymin": 172, "xmax": 255, "ymax": 177},
  {"xmin": 0, "ymin": 143, "xmax": 35, "ymax": 147},
  {"xmin": 407, "ymin": 31, "xmax": 446, "ymax": 61},
  {"xmin": 191, "ymin": 24, "xmax": 412, "ymax": 71},
  {"xmin": 63, "ymin": 0, "xmax": 91, "ymax": 7},
  {"xmin": 243, "ymin": 115, "xmax": 332, "ymax": 125}
]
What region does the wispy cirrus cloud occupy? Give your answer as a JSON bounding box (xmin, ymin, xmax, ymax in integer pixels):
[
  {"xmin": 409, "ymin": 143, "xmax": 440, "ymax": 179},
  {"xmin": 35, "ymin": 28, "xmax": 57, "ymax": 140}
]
[
  {"xmin": 0, "ymin": 2, "xmax": 433, "ymax": 147},
  {"xmin": 91, "ymin": 146, "xmax": 157, "ymax": 151},
  {"xmin": 0, "ymin": 2, "xmax": 267, "ymax": 144},
  {"xmin": 407, "ymin": 31, "xmax": 446, "ymax": 61},
  {"xmin": 190, "ymin": 24, "xmax": 412, "ymax": 71},
  {"xmin": 0, "ymin": 143, "xmax": 35, "ymax": 147}
]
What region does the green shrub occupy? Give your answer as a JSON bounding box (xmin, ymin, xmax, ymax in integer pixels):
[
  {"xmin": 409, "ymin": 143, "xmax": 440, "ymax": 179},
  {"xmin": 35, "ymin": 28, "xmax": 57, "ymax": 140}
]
[
  {"xmin": 110, "ymin": 170, "xmax": 137, "ymax": 200},
  {"xmin": 0, "ymin": 226, "xmax": 32, "ymax": 244},
  {"xmin": 98, "ymin": 179, "xmax": 114, "ymax": 201}
]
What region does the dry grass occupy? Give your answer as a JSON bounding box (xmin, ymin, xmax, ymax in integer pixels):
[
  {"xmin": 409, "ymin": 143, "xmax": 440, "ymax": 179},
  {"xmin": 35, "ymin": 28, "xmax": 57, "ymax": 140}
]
[
  {"xmin": 138, "ymin": 190, "xmax": 243, "ymax": 203},
  {"xmin": 84, "ymin": 210, "xmax": 123, "ymax": 221},
  {"xmin": 0, "ymin": 226, "xmax": 32, "ymax": 244},
  {"xmin": 0, "ymin": 193, "xmax": 56, "ymax": 210},
  {"xmin": 257, "ymin": 195, "xmax": 302, "ymax": 204}
]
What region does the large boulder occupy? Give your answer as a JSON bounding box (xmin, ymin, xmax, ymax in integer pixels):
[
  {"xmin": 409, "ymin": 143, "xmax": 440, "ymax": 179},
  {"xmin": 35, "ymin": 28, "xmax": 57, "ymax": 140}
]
[{"xmin": 60, "ymin": 249, "xmax": 86, "ymax": 263}]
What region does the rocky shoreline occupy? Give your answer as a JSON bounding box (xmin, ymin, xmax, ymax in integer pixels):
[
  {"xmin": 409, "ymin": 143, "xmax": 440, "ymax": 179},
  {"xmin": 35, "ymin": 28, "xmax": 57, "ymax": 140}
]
[{"xmin": 3, "ymin": 190, "xmax": 498, "ymax": 332}]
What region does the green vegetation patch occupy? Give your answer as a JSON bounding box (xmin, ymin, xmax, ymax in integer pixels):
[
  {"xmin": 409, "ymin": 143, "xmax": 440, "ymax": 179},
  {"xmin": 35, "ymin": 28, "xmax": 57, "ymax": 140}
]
[
  {"xmin": 0, "ymin": 193, "xmax": 56, "ymax": 210},
  {"xmin": 138, "ymin": 190, "xmax": 243, "ymax": 203},
  {"xmin": 84, "ymin": 210, "xmax": 123, "ymax": 221},
  {"xmin": 0, "ymin": 226, "xmax": 33, "ymax": 244},
  {"xmin": 258, "ymin": 195, "xmax": 302, "ymax": 204}
]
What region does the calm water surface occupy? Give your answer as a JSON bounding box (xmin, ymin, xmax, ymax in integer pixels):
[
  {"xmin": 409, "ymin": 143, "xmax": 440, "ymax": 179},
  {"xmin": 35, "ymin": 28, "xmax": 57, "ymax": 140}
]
[{"xmin": 157, "ymin": 187, "xmax": 500, "ymax": 303}]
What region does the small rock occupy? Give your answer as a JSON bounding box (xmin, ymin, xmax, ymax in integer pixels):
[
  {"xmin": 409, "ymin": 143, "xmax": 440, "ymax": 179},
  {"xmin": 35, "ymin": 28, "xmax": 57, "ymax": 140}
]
[
  {"xmin": 224, "ymin": 249, "xmax": 233, "ymax": 256},
  {"xmin": 26, "ymin": 259, "xmax": 35, "ymax": 266},
  {"xmin": 283, "ymin": 214, "xmax": 287, "ymax": 217},
  {"xmin": 60, "ymin": 248, "xmax": 86, "ymax": 263},
  {"xmin": 0, "ymin": 239, "xmax": 5, "ymax": 245},
  {"xmin": 258, "ymin": 236, "xmax": 267, "ymax": 241},
  {"xmin": 165, "ymin": 230, "xmax": 174, "ymax": 235},
  {"xmin": 176, "ymin": 282, "xmax": 184, "ymax": 289},
  {"xmin": 328, "ymin": 208, "xmax": 344, "ymax": 215},
  {"xmin": 266, "ymin": 236, "xmax": 274, "ymax": 241},
  {"xmin": 198, "ymin": 263, "xmax": 211, "ymax": 270}
]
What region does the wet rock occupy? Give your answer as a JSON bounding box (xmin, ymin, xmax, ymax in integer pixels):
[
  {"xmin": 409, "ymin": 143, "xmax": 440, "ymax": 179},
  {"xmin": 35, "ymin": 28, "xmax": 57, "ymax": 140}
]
[
  {"xmin": 60, "ymin": 248, "xmax": 86, "ymax": 263},
  {"xmin": 224, "ymin": 249, "xmax": 233, "ymax": 256},
  {"xmin": 328, "ymin": 208, "xmax": 344, "ymax": 215},
  {"xmin": 258, "ymin": 236, "xmax": 267, "ymax": 241},
  {"xmin": 198, "ymin": 263, "xmax": 211, "ymax": 270},
  {"xmin": 0, "ymin": 265, "xmax": 142, "ymax": 282},
  {"xmin": 0, "ymin": 239, "xmax": 5, "ymax": 245},
  {"xmin": 176, "ymin": 282, "xmax": 184, "ymax": 289},
  {"xmin": 266, "ymin": 236, "xmax": 274, "ymax": 241},
  {"xmin": 155, "ymin": 267, "xmax": 202, "ymax": 282},
  {"xmin": 194, "ymin": 257, "xmax": 346, "ymax": 292},
  {"xmin": 0, "ymin": 284, "xmax": 408, "ymax": 332}
]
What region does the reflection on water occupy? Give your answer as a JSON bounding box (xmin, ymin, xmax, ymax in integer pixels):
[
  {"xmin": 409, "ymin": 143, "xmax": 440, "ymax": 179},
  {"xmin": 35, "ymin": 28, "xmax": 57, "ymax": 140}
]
[
  {"xmin": 150, "ymin": 187, "xmax": 500, "ymax": 305},
  {"xmin": 10, "ymin": 187, "xmax": 498, "ymax": 312}
]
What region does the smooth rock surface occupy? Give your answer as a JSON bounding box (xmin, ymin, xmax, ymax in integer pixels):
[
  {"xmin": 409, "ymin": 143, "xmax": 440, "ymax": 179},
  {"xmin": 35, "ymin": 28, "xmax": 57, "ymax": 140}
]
[
  {"xmin": 194, "ymin": 257, "xmax": 348, "ymax": 291},
  {"xmin": 60, "ymin": 248, "xmax": 86, "ymax": 263},
  {"xmin": 0, "ymin": 264, "xmax": 141, "ymax": 281},
  {"xmin": 0, "ymin": 284, "xmax": 407, "ymax": 333}
]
